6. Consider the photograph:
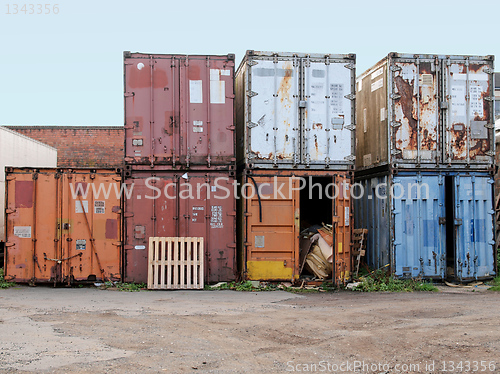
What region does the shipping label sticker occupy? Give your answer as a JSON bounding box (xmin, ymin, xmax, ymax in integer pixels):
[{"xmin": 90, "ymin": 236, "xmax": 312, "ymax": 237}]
[
  {"xmin": 220, "ymin": 69, "xmax": 231, "ymax": 76},
  {"xmin": 94, "ymin": 200, "xmax": 105, "ymax": 214},
  {"xmin": 211, "ymin": 186, "xmax": 217, "ymax": 192},
  {"xmin": 451, "ymin": 86, "xmax": 466, "ymax": 117},
  {"xmin": 344, "ymin": 206, "xmax": 350, "ymax": 226},
  {"xmin": 210, "ymin": 81, "xmax": 225, "ymax": 104},
  {"xmin": 210, "ymin": 205, "xmax": 223, "ymax": 229},
  {"xmin": 371, "ymin": 78, "xmax": 383, "ymax": 92},
  {"xmin": 189, "ymin": 80, "xmax": 203, "ymax": 104},
  {"xmin": 329, "ymin": 83, "xmax": 344, "ymax": 115},
  {"xmin": 210, "ymin": 69, "xmax": 220, "ymax": 81},
  {"xmin": 14, "ymin": 226, "xmax": 31, "ymax": 238},
  {"xmin": 76, "ymin": 239, "xmax": 86, "ymax": 250},
  {"xmin": 75, "ymin": 200, "xmax": 89, "ymax": 214},
  {"xmin": 380, "ymin": 107, "xmax": 386, "ymax": 122},
  {"xmin": 193, "ymin": 120, "xmax": 203, "ymax": 133},
  {"xmin": 469, "ymin": 85, "xmax": 484, "ymax": 117},
  {"xmin": 371, "ymin": 67, "xmax": 384, "ymax": 80},
  {"xmin": 192, "ymin": 206, "xmax": 205, "ymax": 223}
]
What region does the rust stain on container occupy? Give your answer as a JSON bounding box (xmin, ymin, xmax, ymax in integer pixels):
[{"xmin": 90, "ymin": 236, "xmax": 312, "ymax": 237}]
[{"xmin": 4, "ymin": 168, "xmax": 122, "ymax": 284}]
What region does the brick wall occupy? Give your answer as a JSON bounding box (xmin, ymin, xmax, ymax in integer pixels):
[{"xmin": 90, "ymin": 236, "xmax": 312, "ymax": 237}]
[{"xmin": 6, "ymin": 126, "xmax": 124, "ymax": 168}]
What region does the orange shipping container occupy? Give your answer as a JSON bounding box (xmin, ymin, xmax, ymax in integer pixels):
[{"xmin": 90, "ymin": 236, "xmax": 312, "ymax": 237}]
[
  {"xmin": 4, "ymin": 168, "xmax": 122, "ymax": 284},
  {"xmin": 238, "ymin": 169, "xmax": 352, "ymax": 284}
]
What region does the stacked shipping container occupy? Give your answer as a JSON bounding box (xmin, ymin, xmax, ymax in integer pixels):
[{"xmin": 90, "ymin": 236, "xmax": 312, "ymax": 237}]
[
  {"xmin": 235, "ymin": 51, "xmax": 356, "ymax": 284},
  {"xmin": 354, "ymin": 53, "xmax": 496, "ymax": 281},
  {"xmin": 123, "ymin": 52, "xmax": 238, "ymax": 283}
]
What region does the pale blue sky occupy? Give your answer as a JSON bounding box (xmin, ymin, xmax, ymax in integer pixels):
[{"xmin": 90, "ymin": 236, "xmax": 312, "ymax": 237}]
[{"xmin": 0, "ymin": 0, "xmax": 498, "ymax": 126}]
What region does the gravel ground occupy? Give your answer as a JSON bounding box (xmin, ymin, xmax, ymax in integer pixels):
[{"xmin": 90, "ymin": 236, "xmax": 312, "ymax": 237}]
[{"xmin": 0, "ymin": 285, "xmax": 499, "ymax": 373}]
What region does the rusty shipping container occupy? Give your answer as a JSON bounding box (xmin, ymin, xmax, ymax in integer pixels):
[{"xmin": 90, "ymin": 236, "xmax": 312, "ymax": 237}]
[
  {"xmin": 4, "ymin": 168, "xmax": 122, "ymax": 284},
  {"xmin": 123, "ymin": 169, "xmax": 237, "ymax": 283},
  {"xmin": 238, "ymin": 169, "xmax": 352, "ymax": 283},
  {"xmin": 124, "ymin": 52, "xmax": 236, "ymax": 168},
  {"xmin": 235, "ymin": 51, "xmax": 356, "ymax": 170},
  {"xmin": 356, "ymin": 53, "xmax": 495, "ymax": 172}
]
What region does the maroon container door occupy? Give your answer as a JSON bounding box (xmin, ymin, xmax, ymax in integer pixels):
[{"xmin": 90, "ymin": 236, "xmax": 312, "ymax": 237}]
[
  {"xmin": 124, "ymin": 171, "xmax": 237, "ymax": 283},
  {"xmin": 125, "ymin": 53, "xmax": 235, "ymax": 167},
  {"xmin": 177, "ymin": 174, "xmax": 236, "ymax": 283}
]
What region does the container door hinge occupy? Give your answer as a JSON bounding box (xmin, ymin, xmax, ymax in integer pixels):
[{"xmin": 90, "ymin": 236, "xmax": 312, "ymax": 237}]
[
  {"xmin": 123, "ymin": 212, "xmax": 134, "ymax": 218},
  {"xmin": 344, "ymin": 155, "xmax": 356, "ymax": 162},
  {"xmin": 247, "ymin": 121, "xmax": 258, "ymax": 129},
  {"xmin": 124, "ymin": 92, "xmax": 135, "ymax": 97},
  {"xmin": 390, "ymin": 65, "xmax": 401, "ymax": 71},
  {"xmin": 247, "ymin": 60, "xmax": 258, "ymax": 67},
  {"xmin": 344, "ymin": 94, "xmax": 355, "ymax": 101},
  {"xmin": 344, "ymin": 63, "xmax": 355, "ymax": 70},
  {"xmin": 247, "ymin": 90, "xmax": 258, "ymax": 98},
  {"xmin": 391, "ymin": 121, "xmax": 401, "ymax": 128},
  {"xmin": 124, "ymin": 124, "xmax": 134, "ymax": 129},
  {"xmin": 112, "ymin": 241, "xmax": 122, "ymax": 246},
  {"xmin": 227, "ymin": 243, "xmax": 236, "ymax": 248},
  {"xmin": 5, "ymin": 242, "xmax": 15, "ymax": 247},
  {"xmin": 345, "ymin": 124, "xmax": 356, "ymax": 131},
  {"xmin": 5, "ymin": 208, "xmax": 16, "ymax": 214},
  {"xmin": 390, "ymin": 93, "xmax": 401, "ymax": 100},
  {"xmin": 484, "ymin": 68, "xmax": 494, "ymax": 74},
  {"xmin": 486, "ymin": 151, "xmax": 495, "ymax": 156},
  {"xmin": 227, "ymin": 211, "xmax": 237, "ymax": 217},
  {"xmin": 485, "ymin": 123, "xmax": 495, "ymax": 129},
  {"xmin": 454, "ymin": 218, "xmax": 463, "ymax": 226},
  {"xmin": 439, "ymin": 217, "xmax": 446, "ymax": 225},
  {"xmin": 440, "ymin": 102, "xmax": 448, "ymax": 109},
  {"xmin": 484, "ymin": 96, "xmax": 494, "ymax": 102},
  {"xmin": 391, "ymin": 149, "xmax": 402, "ymax": 155}
]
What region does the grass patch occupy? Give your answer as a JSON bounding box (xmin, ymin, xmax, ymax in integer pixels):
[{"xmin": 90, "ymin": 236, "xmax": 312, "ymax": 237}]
[
  {"xmin": 102, "ymin": 281, "xmax": 147, "ymax": 291},
  {"xmin": 354, "ymin": 270, "xmax": 438, "ymax": 292},
  {"xmin": 0, "ymin": 268, "xmax": 16, "ymax": 289},
  {"xmin": 487, "ymin": 276, "xmax": 500, "ymax": 291},
  {"xmin": 206, "ymin": 280, "xmax": 334, "ymax": 293}
]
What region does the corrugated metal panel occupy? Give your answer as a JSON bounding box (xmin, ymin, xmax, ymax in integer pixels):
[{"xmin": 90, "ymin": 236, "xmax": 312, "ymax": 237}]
[
  {"xmin": 124, "ymin": 170, "xmax": 237, "ymax": 283},
  {"xmin": 354, "ymin": 171, "xmax": 496, "ymax": 281},
  {"xmin": 124, "ymin": 52, "xmax": 235, "ymax": 167},
  {"xmin": 241, "ymin": 169, "xmax": 352, "ymax": 283},
  {"xmin": 236, "ymin": 51, "xmax": 355, "ymax": 169},
  {"xmin": 392, "ymin": 174, "xmax": 446, "ymax": 278},
  {"xmin": 4, "ymin": 168, "xmax": 122, "ymax": 284},
  {"xmin": 454, "ymin": 174, "xmax": 496, "ymax": 280},
  {"xmin": 356, "ymin": 53, "xmax": 495, "ymax": 171},
  {"xmin": 353, "ymin": 176, "xmax": 391, "ymax": 270}
]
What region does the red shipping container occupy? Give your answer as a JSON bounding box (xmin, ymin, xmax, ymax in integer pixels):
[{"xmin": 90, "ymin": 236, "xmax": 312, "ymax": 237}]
[
  {"xmin": 124, "ymin": 169, "xmax": 237, "ymax": 283},
  {"xmin": 124, "ymin": 52, "xmax": 236, "ymax": 167}
]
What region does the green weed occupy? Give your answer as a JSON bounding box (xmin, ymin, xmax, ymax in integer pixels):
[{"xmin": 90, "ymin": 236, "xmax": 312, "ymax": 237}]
[
  {"xmin": 487, "ymin": 276, "xmax": 500, "ymax": 291},
  {"xmin": 0, "ymin": 268, "xmax": 16, "ymax": 289},
  {"xmin": 354, "ymin": 270, "xmax": 438, "ymax": 292}
]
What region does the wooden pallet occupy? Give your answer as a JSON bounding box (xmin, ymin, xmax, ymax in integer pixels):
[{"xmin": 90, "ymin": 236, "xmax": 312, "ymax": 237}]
[
  {"xmin": 352, "ymin": 229, "xmax": 368, "ymax": 278},
  {"xmin": 148, "ymin": 237, "xmax": 204, "ymax": 290}
]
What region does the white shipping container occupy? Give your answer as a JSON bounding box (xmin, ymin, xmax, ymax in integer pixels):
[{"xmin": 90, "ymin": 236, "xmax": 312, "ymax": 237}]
[
  {"xmin": 236, "ymin": 51, "xmax": 356, "ymax": 169},
  {"xmin": 0, "ymin": 127, "xmax": 57, "ymax": 241}
]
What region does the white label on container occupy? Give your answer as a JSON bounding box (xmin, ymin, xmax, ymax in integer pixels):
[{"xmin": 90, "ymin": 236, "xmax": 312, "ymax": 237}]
[
  {"xmin": 451, "ymin": 86, "xmax": 466, "ymax": 117},
  {"xmin": 189, "ymin": 80, "xmax": 203, "ymax": 103},
  {"xmin": 210, "ymin": 69, "xmax": 220, "ymax": 81},
  {"xmin": 255, "ymin": 235, "xmax": 265, "ymax": 248},
  {"xmin": 371, "ymin": 78, "xmax": 384, "ymax": 92},
  {"xmin": 135, "ymin": 245, "xmax": 146, "ymax": 250},
  {"xmin": 75, "ymin": 200, "xmax": 89, "ymax": 214},
  {"xmin": 363, "ymin": 108, "xmax": 367, "ymax": 133},
  {"xmin": 14, "ymin": 226, "xmax": 31, "ymax": 238},
  {"xmin": 330, "ymin": 83, "xmax": 344, "ymax": 115},
  {"xmin": 210, "ymin": 81, "xmax": 225, "ymax": 104},
  {"xmin": 94, "ymin": 200, "xmax": 105, "ymax": 214},
  {"xmin": 453, "ymin": 73, "xmax": 488, "ymax": 81},
  {"xmin": 371, "ymin": 67, "xmax": 384, "ymax": 80},
  {"xmin": 344, "ymin": 207, "xmax": 350, "ymax": 226},
  {"xmin": 193, "ymin": 120, "xmax": 203, "ymax": 133},
  {"xmin": 211, "ymin": 186, "xmax": 217, "ymax": 192},
  {"xmin": 469, "ymin": 85, "xmax": 484, "ymax": 117},
  {"xmin": 221, "ymin": 69, "xmax": 230, "ymax": 76},
  {"xmin": 210, "ymin": 205, "xmax": 223, "ymax": 229},
  {"xmin": 357, "ymin": 79, "xmax": 362, "ymax": 92},
  {"xmin": 380, "ymin": 107, "xmax": 386, "ymax": 121}
]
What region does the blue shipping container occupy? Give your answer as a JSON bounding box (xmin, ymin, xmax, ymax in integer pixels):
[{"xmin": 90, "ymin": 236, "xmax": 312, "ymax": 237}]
[{"xmin": 353, "ymin": 171, "xmax": 496, "ymax": 281}]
